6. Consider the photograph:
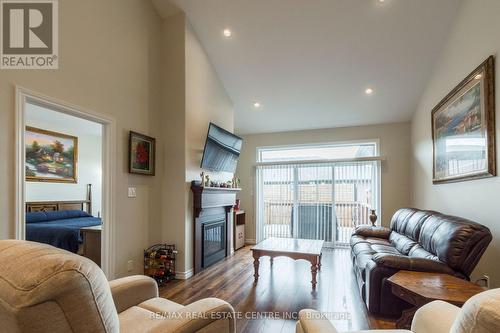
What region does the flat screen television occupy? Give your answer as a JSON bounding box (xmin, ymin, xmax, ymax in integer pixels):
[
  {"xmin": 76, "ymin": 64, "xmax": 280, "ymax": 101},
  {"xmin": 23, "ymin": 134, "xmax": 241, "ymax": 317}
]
[{"xmin": 200, "ymin": 123, "xmax": 243, "ymax": 173}]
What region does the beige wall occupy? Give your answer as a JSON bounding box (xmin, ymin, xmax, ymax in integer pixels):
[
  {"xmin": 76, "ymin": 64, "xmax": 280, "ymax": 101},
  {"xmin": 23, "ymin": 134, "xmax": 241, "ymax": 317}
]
[
  {"xmin": 159, "ymin": 15, "xmax": 234, "ymax": 275},
  {"xmin": 159, "ymin": 13, "xmax": 188, "ymax": 275},
  {"xmin": 184, "ymin": 22, "xmax": 234, "ymax": 273},
  {"xmin": 0, "ymin": 0, "xmax": 163, "ymax": 277},
  {"xmin": 411, "ymin": 0, "xmax": 500, "ymax": 287},
  {"xmin": 237, "ymin": 122, "xmax": 411, "ymax": 243}
]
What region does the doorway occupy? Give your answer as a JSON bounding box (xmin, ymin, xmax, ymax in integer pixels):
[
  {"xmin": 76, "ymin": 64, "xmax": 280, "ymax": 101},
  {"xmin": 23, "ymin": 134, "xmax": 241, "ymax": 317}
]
[{"xmin": 15, "ymin": 87, "xmax": 116, "ymax": 278}]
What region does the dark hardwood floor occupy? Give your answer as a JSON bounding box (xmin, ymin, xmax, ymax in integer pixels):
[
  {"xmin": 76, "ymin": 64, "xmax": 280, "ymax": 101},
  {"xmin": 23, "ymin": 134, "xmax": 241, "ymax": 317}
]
[{"xmin": 160, "ymin": 246, "xmax": 396, "ymax": 333}]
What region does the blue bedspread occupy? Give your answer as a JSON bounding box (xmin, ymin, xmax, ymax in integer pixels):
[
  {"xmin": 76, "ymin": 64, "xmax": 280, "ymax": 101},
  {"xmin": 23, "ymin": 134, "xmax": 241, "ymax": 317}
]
[{"xmin": 26, "ymin": 216, "xmax": 102, "ymax": 253}]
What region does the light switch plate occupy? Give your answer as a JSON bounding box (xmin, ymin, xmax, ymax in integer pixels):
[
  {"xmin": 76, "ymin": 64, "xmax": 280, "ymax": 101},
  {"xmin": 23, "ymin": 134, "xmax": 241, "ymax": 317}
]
[
  {"xmin": 127, "ymin": 260, "xmax": 134, "ymax": 272},
  {"xmin": 128, "ymin": 187, "xmax": 136, "ymax": 198}
]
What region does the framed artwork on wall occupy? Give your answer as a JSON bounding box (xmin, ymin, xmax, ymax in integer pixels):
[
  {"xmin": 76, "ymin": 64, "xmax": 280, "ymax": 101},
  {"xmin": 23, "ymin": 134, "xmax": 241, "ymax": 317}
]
[
  {"xmin": 25, "ymin": 126, "xmax": 78, "ymax": 183},
  {"xmin": 129, "ymin": 131, "xmax": 155, "ymax": 176},
  {"xmin": 432, "ymin": 56, "xmax": 496, "ymax": 184}
]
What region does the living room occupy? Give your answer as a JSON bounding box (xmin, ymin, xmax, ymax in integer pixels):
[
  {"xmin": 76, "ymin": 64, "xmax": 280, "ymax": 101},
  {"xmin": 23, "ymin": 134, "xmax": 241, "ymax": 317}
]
[{"xmin": 1, "ymin": 0, "xmax": 499, "ymax": 332}]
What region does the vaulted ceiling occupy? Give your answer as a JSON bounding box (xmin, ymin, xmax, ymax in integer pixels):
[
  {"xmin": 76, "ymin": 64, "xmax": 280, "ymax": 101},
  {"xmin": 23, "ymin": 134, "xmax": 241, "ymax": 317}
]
[{"xmin": 153, "ymin": 0, "xmax": 462, "ymax": 134}]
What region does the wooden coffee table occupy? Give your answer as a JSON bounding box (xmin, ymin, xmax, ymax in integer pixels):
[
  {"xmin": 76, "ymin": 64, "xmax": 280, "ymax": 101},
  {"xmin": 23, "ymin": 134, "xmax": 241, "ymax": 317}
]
[
  {"xmin": 251, "ymin": 237, "xmax": 324, "ymax": 289},
  {"xmin": 387, "ymin": 270, "xmax": 485, "ymax": 329}
]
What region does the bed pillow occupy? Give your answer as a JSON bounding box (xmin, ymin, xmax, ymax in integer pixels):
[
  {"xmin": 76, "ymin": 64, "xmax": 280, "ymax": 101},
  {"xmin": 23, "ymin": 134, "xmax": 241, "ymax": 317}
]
[
  {"xmin": 26, "ymin": 210, "xmax": 91, "ymax": 223},
  {"xmin": 25, "ymin": 211, "xmax": 48, "ymax": 223},
  {"xmin": 44, "ymin": 210, "xmax": 91, "ymax": 221}
]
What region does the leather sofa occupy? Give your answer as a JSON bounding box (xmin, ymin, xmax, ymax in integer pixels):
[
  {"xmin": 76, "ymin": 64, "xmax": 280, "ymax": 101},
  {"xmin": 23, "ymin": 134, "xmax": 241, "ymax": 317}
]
[
  {"xmin": 296, "ymin": 288, "xmax": 500, "ymax": 333},
  {"xmin": 350, "ymin": 208, "xmax": 492, "ymax": 315},
  {"xmin": 0, "ymin": 240, "xmax": 235, "ymax": 333}
]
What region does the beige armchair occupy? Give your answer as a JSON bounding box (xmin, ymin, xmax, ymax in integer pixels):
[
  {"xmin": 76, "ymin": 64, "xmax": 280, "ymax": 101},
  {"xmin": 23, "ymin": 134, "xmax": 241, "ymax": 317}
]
[
  {"xmin": 296, "ymin": 288, "xmax": 500, "ymax": 333},
  {"xmin": 0, "ymin": 240, "xmax": 235, "ymax": 333}
]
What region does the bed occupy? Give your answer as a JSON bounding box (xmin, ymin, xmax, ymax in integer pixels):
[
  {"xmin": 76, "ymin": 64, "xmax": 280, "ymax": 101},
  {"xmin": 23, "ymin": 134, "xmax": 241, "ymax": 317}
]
[{"xmin": 25, "ymin": 184, "xmax": 102, "ymax": 254}]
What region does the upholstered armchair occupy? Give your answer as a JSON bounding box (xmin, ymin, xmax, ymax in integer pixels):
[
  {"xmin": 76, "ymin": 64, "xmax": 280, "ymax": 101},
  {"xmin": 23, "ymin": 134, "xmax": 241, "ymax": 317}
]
[
  {"xmin": 296, "ymin": 288, "xmax": 500, "ymax": 333},
  {"xmin": 0, "ymin": 240, "xmax": 235, "ymax": 333}
]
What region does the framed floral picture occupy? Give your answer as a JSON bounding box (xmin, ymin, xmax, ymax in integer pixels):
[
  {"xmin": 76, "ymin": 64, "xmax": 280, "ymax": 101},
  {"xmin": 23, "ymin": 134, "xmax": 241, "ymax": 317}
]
[
  {"xmin": 432, "ymin": 56, "xmax": 496, "ymax": 184},
  {"xmin": 129, "ymin": 131, "xmax": 155, "ymax": 176},
  {"xmin": 25, "ymin": 126, "xmax": 78, "ymax": 183}
]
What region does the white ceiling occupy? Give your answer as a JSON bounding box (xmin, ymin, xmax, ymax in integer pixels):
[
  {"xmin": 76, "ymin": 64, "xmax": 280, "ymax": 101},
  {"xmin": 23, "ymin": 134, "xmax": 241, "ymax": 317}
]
[{"xmin": 154, "ymin": 0, "xmax": 462, "ymax": 135}]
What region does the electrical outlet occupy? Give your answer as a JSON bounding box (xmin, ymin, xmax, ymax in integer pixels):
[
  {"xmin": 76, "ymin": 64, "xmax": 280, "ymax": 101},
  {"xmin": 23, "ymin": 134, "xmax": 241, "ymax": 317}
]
[
  {"xmin": 483, "ymin": 275, "xmax": 490, "ymax": 288},
  {"xmin": 128, "ymin": 187, "xmax": 136, "ymax": 198},
  {"xmin": 476, "ymin": 274, "xmax": 490, "ymax": 288},
  {"xmin": 127, "ymin": 260, "xmax": 134, "ymax": 272}
]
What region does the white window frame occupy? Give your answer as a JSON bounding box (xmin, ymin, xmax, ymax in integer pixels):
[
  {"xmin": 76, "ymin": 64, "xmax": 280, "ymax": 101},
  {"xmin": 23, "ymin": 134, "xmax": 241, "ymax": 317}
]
[
  {"xmin": 254, "ymin": 140, "xmax": 383, "ymax": 245},
  {"xmin": 256, "ymin": 139, "xmax": 381, "ymax": 164}
]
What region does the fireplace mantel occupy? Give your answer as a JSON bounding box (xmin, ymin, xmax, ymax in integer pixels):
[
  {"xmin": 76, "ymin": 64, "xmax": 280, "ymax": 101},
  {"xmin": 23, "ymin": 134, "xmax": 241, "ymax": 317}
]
[
  {"xmin": 191, "ymin": 184, "xmax": 241, "ymax": 274},
  {"xmin": 191, "ymin": 185, "xmax": 241, "ymax": 218}
]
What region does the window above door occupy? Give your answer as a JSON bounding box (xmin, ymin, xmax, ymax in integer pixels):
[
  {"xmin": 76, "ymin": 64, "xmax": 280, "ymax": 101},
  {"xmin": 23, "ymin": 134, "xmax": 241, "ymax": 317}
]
[{"xmin": 257, "ymin": 141, "xmax": 379, "ymax": 163}]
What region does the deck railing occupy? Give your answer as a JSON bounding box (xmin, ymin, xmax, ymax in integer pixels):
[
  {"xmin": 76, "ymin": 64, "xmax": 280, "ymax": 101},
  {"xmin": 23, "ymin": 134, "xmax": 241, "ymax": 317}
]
[{"xmin": 263, "ymin": 201, "xmax": 371, "ymax": 245}]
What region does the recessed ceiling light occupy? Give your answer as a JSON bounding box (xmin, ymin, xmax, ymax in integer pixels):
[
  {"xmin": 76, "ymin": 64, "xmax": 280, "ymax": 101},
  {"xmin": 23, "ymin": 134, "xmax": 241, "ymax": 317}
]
[
  {"xmin": 378, "ymin": 0, "xmax": 386, "ymax": 3},
  {"xmin": 365, "ymin": 88, "xmax": 374, "ymax": 95},
  {"xmin": 253, "ymin": 102, "xmax": 261, "ymax": 108},
  {"xmin": 475, "ymin": 74, "xmax": 483, "ymax": 80},
  {"xmin": 223, "ymin": 29, "xmax": 232, "ymax": 38}
]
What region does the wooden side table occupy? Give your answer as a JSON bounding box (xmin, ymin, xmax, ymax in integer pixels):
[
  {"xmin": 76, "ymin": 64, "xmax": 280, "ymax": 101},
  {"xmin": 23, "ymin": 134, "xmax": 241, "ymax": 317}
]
[
  {"xmin": 387, "ymin": 270, "xmax": 485, "ymax": 329},
  {"xmin": 81, "ymin": 225, "xmax": 102, "ymax": 266}
]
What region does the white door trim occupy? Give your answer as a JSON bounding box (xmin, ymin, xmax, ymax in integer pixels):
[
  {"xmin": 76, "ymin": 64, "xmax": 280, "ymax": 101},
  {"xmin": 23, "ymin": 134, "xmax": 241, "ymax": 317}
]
[{"xmin": 15, "ymin": 86, "xmax": 116, "ymax": 278}]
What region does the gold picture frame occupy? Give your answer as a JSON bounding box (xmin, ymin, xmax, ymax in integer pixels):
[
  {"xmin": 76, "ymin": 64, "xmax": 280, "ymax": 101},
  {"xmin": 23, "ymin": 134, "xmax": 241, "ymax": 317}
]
[
  {"xmin": 432, "ymin": 56, "xmax": 496, "ymax": 184},
  {"xmin": 25, "ymin": 126, "xmax": 78, "ymax": 183}
]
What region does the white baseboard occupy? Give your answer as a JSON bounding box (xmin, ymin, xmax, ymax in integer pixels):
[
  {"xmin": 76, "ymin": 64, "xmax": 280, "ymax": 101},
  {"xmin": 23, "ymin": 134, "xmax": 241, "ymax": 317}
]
[
  {"xmin": 245, "ymin": 239, "xmax": 256, "ymax": 245},
  {"xmin": 175, "ymin": 268, "xmax": 194, "ymax": 280}
]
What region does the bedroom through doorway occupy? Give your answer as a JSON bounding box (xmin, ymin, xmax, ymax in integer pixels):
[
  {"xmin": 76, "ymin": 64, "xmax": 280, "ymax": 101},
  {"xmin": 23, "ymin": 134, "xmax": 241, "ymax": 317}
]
[
  {"xmin": 24, "ymin": 102, "xmax": 104, "ymax": 266},
  {"xmin": 15, "ymin": 88, "xmax": 115, "ymax": 276}
]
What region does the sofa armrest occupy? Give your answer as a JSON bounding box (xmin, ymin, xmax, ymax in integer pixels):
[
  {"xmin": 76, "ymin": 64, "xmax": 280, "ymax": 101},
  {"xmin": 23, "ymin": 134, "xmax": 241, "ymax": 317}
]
[
  {"xmin": 411, "ymin": 300, "xmax": 460, "ymax": 333},
  {"xmin": 372, "ymin": 254, "xmax": 456, "ymax": 275},
  {"xmin": 295, "ymin": 309, "xmax": 338, "ymax": 333},
  {"xmin": 164, "ymin": 298, "xmax": 236, "ymax": 333},
  {"xmin": 109, "ymin": 275, "xmax": 159, "ymax": 313},
  {"xmin": 354, "ymin": 225, "xmax": 392, "ymax": 239}
]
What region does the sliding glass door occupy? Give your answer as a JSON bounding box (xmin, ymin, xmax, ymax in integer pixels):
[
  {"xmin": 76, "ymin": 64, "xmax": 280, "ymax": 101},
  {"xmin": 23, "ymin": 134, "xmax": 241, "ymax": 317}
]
[{"xmin": 255, "ymin": 143, "xmax": 380, "ymax": 247}]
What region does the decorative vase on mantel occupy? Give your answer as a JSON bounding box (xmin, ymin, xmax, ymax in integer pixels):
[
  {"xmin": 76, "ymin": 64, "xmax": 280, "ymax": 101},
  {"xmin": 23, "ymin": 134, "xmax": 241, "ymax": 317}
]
[{"xmin": 369, "ymin": 209, "xmax": 378, "ymax": 227}]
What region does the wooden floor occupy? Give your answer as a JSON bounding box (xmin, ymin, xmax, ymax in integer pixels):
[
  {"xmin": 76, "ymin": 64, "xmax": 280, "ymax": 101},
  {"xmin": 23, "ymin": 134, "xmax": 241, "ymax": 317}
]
[{"xmin": 160, "ymin": 246, "xmax": 396, "ymax": 333}]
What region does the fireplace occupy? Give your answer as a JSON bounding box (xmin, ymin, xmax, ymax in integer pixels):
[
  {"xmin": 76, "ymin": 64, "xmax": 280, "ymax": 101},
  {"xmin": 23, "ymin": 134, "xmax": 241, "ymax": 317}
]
[
  {"xmin": 202, "ymin": 218, "xmax": 226, "ymax": 268},
  {"xmin": 191, "ymin": 184, "xmax": 240, "ymax": 274}
]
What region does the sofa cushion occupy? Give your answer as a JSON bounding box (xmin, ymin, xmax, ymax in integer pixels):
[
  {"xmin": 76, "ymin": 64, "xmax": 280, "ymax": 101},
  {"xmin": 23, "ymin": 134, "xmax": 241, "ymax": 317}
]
[
  {"xmin": 390, "ymin": 209, "xmax": 431, "ymax": 240},
  {"xmin": 408, "ymin": 244, "xmax": 439, "ymax": 261},
  {"xmin": 352, "ymin": 237, "xmax": 400, "ymax": 282},
  {"xmin": 119, "ymin": 306, "xmax": 166, "ymax": 333},
  {"xmin": 389, "ymin": 232, "xmax": 418, "ymax": 256},
  {"xmin": 389, "ymin": 208, "xmax": 416, "ymax": 234},
  {"xmin": 138, "ymin": 297, "xmax": 184, "ymax": 314},
  {"xmin": 352, "ymin": 242, "xmax": 376, "ymax": 256},
  {"xmin": 371, "ymin": 244, "xmax": 401, "ymax": 255},
  {"xmin": 418, "ymin": 213, "xmax": 492, "ymax": 275}
]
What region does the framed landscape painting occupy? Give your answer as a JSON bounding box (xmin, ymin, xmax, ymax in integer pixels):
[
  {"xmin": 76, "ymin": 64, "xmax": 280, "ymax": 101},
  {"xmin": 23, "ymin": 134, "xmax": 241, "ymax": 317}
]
[
  {"xmin": 432, "ymin": 56, "xmax": 496, "ymax": 184},
  {"xmin": 25, "ymin": 127, "xmax": 78, "ymax": 183},
  {"xmin": 129, "ymin": 131, "xmax": 155, "ymax": 176}
]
